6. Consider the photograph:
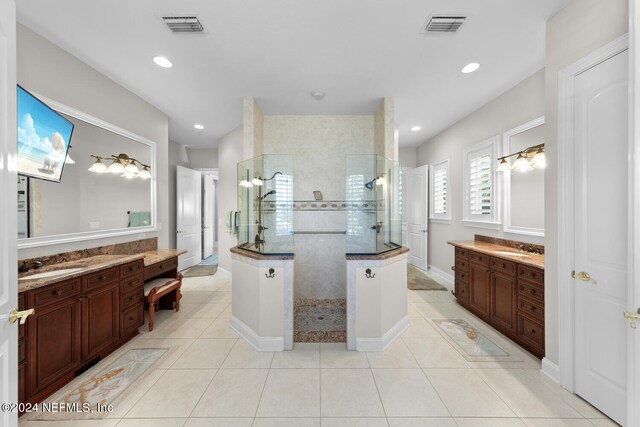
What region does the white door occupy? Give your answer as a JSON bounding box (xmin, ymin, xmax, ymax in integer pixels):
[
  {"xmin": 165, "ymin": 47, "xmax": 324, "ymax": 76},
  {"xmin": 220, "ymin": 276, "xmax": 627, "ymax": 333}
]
[
  {"xmin": 177, "ymin": 166, "xmax": 202, "ymax": 271},
  {"xmin": 573, "ymin": 49, "xmax": 628, "ymax": 425},
  {"xmin": 400, "ymin": 170, "xmax": 408, "ymax": 246},
  {"xmin": 202, "ymin": 173, "xmax": 215, "ymax": 259},
  {"xmin": 0, "ymin": 1, "xmax": 18, "ymax": 425},
  {"xmin": 406, "ymin": 165, "xmax": 428, "ymax": 270}
]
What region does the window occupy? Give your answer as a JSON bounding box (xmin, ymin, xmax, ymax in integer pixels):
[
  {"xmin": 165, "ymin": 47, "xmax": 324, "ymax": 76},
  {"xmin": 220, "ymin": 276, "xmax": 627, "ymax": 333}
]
[
  {"xmin": 429, "ymin": 159, "xmax": 450, "ymax": 223},
  {"xmin": 463, "ymin": 136, "xmax": 500, "ymax": 228},
  {"xmin": 274, "ymin": 174, "xmax": 293, "ymax": 236}
]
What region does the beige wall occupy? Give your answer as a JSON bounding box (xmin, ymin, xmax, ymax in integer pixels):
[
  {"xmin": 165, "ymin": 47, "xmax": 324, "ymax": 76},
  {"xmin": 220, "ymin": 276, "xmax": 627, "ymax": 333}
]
[
  {"xmin": 217, "ymin": 127, "xmax": 243, "ymax": 273},
  {"xmin": 187, "ymin": 148, "xmax": 218, "ymax": 169},
  {"xmin": 399, "ymin": 147, "xmax": 417, "ymax": 169},
  {"xmin": 544, "ymin": 0, "xmax": 628, "ymax": 365},
  {"xmin": 417, "ymin": 69, "xmax": 545, "ymax": 276},
  {"xmin": 17, "ymin": 24, "xmax": 170, "ymax": 259}
]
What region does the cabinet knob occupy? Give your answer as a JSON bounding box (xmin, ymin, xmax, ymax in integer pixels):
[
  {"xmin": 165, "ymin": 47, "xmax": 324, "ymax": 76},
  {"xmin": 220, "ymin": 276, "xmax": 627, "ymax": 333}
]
[
  {"xmin": 528, "ymin": 329, "xmax": 536, "ymax": 334},
  {"xmin": 528, "ymin": 289, "xmax": 536, "ymax": 295},
  {"xmin": 53, "ymin": 289, "xmax": 62, "ymax": 296}
]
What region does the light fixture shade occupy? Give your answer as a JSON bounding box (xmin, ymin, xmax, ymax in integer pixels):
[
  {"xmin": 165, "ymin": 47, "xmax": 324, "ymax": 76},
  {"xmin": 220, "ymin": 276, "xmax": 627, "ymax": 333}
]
[
  {"xmin": 107, "ymin": 160, "xmax": 125, "ymax": 174},
  {"xmin": 496, "ymin": 158, "xmax": 511, "ymax": 172},
  {"xmin": 125, "ymin": 162, "xmax": 139, "ymax": 174},
  {"xmin": 376, "ymin": 176, "xmax": 386, "ymax": 186},
  {"xmin": 513, "ymin": 153, "xmax": 531, "ymax": 172},
  {"xmin": 251, "ymin": 178, "xmax": 264, "ymax": 186},
  {"xmin": 531, "ymin": 150, "xmax": 546, "ymax": 168},
  {"xmin": 138, "ymin": 167, "xmax": 152, "ymax": 179},
  {"xmin": 88, "ymin": 159, "xmax": 108, "ymax": 173},
  {"xmin": 121, "ymin": 172, "xmax": 136, "ymax": 179},
  {"xmin": 239, "ymin": 180, "xmax": 253, "ymax": 188}
]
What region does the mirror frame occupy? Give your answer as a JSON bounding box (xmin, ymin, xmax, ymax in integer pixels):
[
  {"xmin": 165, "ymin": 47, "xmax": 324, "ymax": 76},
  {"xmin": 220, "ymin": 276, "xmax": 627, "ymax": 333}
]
[
  {"xmin": 17, "ymin": 93, "xmax": 157, "ymax": 248},
  {"xmin": 502, "ymin": 116, "xmax": 545, "ymax": 237}
]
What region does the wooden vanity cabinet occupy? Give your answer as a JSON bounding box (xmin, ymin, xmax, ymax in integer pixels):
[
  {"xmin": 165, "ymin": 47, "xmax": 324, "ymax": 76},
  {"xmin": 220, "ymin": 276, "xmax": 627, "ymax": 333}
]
[
  {"xmin": 21, "ymin": 258, "xmax": 145, "ymax": 406},
  {"xmin": 452, "ymin": 247, "xmax": 545, "ymax": 358}
]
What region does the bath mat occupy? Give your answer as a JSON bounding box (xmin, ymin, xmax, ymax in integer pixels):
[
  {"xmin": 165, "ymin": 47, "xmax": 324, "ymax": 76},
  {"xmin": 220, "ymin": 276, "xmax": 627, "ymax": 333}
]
[
  {"xmin": 408, "ymin": 265, "xmax": 447, "ymax": 291},
  {"xmin": 182, "ymin": 264, "xmax": 218, "ymax": 277},
  {"xmin": 433, "ymin": 319, "xmax": 521, "ymax": 362},
  {"xmin": 28, "ymin": 348, "xmax": 167, "ymax": 420},
  {"xmin": 295, "ymin": 299, "xmax": 346, "ymax": 343}
]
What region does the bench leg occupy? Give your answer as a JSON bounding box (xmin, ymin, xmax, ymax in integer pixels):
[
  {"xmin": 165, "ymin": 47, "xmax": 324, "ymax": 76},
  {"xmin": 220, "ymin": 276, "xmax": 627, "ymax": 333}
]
[
  {"xmin": 148, "ymin": 302, "xmax": 155, "ymax": 332},
  {"xmin": 175, "ymin": 288, "xmax": 181, "ymax": 312}
]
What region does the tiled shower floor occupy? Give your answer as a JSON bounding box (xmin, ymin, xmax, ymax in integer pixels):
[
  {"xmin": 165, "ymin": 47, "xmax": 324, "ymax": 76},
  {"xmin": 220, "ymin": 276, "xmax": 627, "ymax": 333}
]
[{"xmin": 294, "ymin": 299, "xmax": 346, "ymax": 343}]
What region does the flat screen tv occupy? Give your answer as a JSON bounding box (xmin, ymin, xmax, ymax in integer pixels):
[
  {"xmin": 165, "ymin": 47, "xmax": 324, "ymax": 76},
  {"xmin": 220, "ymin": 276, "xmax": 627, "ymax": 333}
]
[{"xmin": 17, "ymin": 85, "xmax": 74, "ymax": 183}]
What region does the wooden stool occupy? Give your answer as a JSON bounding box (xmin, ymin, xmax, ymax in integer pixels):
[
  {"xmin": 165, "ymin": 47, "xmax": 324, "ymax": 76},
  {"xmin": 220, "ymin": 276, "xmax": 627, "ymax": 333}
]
[{"xmin": 144, "ymin": 274, "xmax": 182, "ymax": 331}]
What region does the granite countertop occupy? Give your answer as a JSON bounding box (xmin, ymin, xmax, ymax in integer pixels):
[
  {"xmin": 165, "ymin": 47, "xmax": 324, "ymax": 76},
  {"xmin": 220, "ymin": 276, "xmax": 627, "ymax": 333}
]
[
  {"xmin": 345, "ymin": 246, "xmax": 409, "ymax": 260},
  {"xmin": 142, "ymin": 249, "xmax": 187, "ymax": 266},
  {"xmin": 447, "ymin": 240, "xmax": 544, "ymax": 269},
  {"xmin": 231, "ymin": 246, "xmax": 294, "ymax": 260},
  {"xmin": 18, "ymin": 254, "xmax": 145, "ymax": 292}
]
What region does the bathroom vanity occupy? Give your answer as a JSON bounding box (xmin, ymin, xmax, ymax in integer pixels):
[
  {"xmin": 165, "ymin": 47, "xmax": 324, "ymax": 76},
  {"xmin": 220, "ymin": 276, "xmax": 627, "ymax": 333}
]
[{"xmin": 448, "ymin": 237, "xmax": 545, "ymax": 358}]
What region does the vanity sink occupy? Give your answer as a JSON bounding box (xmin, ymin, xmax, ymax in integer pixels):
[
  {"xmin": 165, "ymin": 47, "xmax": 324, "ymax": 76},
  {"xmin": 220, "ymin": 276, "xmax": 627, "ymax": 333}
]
[
  {"xmin": 493, "ymin": 251, "xmax": 528, "ymax": 257},
  {"xmin": 19, "ymin": 268, "xmax": 85, "ymax": 280}
]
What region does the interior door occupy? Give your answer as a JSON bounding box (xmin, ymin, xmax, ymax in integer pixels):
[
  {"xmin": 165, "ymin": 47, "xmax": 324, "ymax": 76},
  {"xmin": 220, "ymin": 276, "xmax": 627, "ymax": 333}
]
[
  {"xmin": 573, "ymin": 49, "xmax": 628, "ymax": 425},
  {"xmin": 0, "ymin": 1, "xmax": 18, "ymax": 425},
  {"xmin": 176, "ymin": 166, "xmax": 202, "ymax": 271},
  {"xmin": 406, "ymin": 165, "xmax": 428, "ymax": 270},
  {"xmin": 202, "ymin": 173, "xmax": 215, "ymax": 259}
]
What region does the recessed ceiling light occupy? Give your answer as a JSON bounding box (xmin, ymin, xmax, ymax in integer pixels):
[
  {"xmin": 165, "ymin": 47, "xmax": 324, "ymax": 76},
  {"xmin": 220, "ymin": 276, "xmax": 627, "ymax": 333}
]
[
  {"xmin": 411, "ymin": 126, "xmax": 422, "ymax": 132},
  {"xmin": 153, "ymin": 56, "xmax": 173, "ymax": 68},
  {"xmin": 310, "ymin": 90, "xmax": 326, "ymax": 100},
  {"xmin": 461, "ymin": 62, "xmax": 480, "ymax": 74},
  {"xmin": 194, "ymin": 124, "xmax": 204, "ymax": 130}
]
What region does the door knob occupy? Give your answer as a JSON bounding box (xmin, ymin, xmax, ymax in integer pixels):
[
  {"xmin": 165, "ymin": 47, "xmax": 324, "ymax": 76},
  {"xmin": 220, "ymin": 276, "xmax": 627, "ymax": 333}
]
[
  {"xmin": 623, "ymin": 308, "xmax": 640, "ymax": 329},
  {"xmin": 1, "ymin": 308, "xmax": 35, "ymax": 325},
  {"xmin": 571, "ymin": 270, "xmax": 597, "ymax": 284}
]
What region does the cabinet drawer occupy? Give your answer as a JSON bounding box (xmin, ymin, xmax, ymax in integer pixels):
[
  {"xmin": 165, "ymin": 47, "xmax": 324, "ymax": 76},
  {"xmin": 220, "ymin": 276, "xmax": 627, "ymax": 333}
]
[
  {"xmin": 120, "ymin": 260, "xmax": 144, "ymax": 279},
  {"xmin": 121, "ymin": 288, "xmax": 144, "ymax": 310},
  {"xmin": 455, "ymin": 247, "xmax": 469, "ymax": 259},
  {"xmin": 455, "ymin": 258, "xmax": 468, "ymax": 272},
  {"xmin": 144, "ymin": 257, "xmax": 179, "ymax": 280},
  {"xmin": 120, "ymin": 274, "xmax": 144, "ymax": 294},
  {"xmin": 121, "ymin": 304, "xmax": 144, "ymax": 337},
  {"xmin": 469, "ymin": 251, "xmax": 489, "ymax": 266},
  {"xmin": 491, "ymin": 257, "xmax": 516, "ymax": 276},
  {"xmin": 84, "ymin": 267, "xmax": 118, "ymax": 291},
  {"xmin": 518, "ymin": 314, "xmax": 544, "ymax": 349},
  {"xmin": 19, "ymin": 339, "xmax": 26, "ymax": 364},
  {"xmin": 455, "ymin": 268, "xmax": 468, "ymax": 283},
  {"xmin": 19, "ymin": 363, "xmax": 26, "ymax": 404},
  {"xmin": 518, "ymin": 279, "xmax": 544, "ymax": 302},
  {"xmin": 455, "ymin": 281, "xmax": 468, "ymax": 302},
  {"xmin": 517, "ymin": 295, "xmax": 544, "ymax": 320},
  {"xmin": 31, "ymin": 278, "xmax": 81, "ymax": 308},
  {"xmin": 518, "ymin": 265, "xmax": 544, "ymax": 285}
]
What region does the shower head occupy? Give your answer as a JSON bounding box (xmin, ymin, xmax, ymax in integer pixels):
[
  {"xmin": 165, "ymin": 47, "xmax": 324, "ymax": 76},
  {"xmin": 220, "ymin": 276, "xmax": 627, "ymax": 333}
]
[
  {"xmin": 260, "ymin": 189, "xmax": 277, "ymax": 199},
  {"xmin": 364, "ymin": 179, "xmax": 376, "ymax": 190}
]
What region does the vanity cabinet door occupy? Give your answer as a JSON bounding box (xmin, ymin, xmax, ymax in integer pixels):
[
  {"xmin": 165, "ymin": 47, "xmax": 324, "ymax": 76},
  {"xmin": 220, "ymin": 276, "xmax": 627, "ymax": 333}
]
[
  {"xmin": 489, "ymin": 271, "xmax": 517, "ymax": 333},
  {"xmin": 82, "ymin": 282, "xmax": 120, "ymax": 361},
  {"xmin": 28, "ymin": 298, "xmax": 81, "ymax": 396},
  {"xmin": 468, "ymin": 263, "xmax": 490, "ymax": 316}
]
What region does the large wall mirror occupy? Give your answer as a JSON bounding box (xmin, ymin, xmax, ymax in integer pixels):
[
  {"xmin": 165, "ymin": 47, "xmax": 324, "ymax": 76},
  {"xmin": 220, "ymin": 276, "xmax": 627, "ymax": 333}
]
[
  {"xmin": 18, "ymin": 94, "xmax": 157, "ymax": 248},
  {"xmin": 502, "ymin": 116, "xmax": 544, "ymax": 237}
]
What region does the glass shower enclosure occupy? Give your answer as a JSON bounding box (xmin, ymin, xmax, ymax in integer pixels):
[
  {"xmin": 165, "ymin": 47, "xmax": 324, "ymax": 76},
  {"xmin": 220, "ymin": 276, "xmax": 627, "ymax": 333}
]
[
  {"xmin": 346, "ymin": 155, "xmax": 402, "ymax": 254},
  {"xmin": 237, "ymin": 154, "xmax": 294, "ymax": 255}
]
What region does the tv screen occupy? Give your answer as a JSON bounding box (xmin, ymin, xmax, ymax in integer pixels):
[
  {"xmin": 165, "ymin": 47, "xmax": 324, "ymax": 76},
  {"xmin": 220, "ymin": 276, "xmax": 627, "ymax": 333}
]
[{"xmin": 17, "ymin": 85, "xmax": 74, "ymax": 183}]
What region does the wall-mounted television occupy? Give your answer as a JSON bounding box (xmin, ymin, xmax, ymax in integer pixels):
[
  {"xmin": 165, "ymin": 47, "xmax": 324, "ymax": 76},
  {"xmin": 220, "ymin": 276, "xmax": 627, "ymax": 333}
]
[{"xmin": 17, "ymin": 85, "xmax": 74, "ymax": 183}]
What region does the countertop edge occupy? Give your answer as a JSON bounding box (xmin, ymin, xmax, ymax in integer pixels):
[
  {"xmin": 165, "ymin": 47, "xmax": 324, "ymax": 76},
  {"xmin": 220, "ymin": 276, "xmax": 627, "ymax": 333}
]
[
  {"xmin": 345, "ymin": 246, "xmax": 410, "ymax": 260},
  {"xmin": 230, "ymin": 246, "xmax": 294, "ymax": 260},
  {"xmin": 448, "ymin": 240, "xmax": 544, "ymax": 269}
]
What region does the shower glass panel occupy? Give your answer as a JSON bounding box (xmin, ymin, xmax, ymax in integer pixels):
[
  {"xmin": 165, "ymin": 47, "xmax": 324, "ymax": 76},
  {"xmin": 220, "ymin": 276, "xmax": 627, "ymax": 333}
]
[
  {"xmin": 237, "ymin": 154, "xmax": 294, "ymax": 254},
  {"xmin": 346, "ymin": 155, "xmax": 401, "ymax": 254}
]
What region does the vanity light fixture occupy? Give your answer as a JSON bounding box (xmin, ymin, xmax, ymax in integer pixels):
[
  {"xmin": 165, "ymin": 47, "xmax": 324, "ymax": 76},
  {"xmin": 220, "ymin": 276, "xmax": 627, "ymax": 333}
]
[
  {"xmin": 411, "ymin": 126, "xmax": 422, "ymax": 132},
  {"xmin": 239, "ymin": 179, "xmax": 253, "ymax": 188},
  {"xmin": 153, "ymin": 56, "xmax": 173, "ymax": 68},
  {"xmin": 461, "ymin": 62, "xmax": 480, "ymax": 74},
  {"xmin": 239, "ymin": 171, "xmax": 283, "ymax": 188},
  {"xmin": 89, "ymin": 153, "xmax": 151, "ymax": 179},
  {"xmin": 194, "ymin": 124, "xmax": 205, "ymax": 130},
  {"xmin": 495, "ymin": 143, "xmax": 545, "ymax": 173},
  {"xmin": 251, "ymin": 177, "xmax": 264, "ymax": 186}
]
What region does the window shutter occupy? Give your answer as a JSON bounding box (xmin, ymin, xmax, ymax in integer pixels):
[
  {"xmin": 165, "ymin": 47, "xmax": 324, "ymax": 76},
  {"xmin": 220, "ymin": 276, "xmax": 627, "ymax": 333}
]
[
  {"xmin": 274, "ymin": 174, "xmax": 293, "ymax": 236},
  {"xmin": 433, "ymin": 168, "xmax": 447, "ymax": 214},
  {"xmin": 468, "ymin": 154, "xmax": 492, "ymax": 216}
]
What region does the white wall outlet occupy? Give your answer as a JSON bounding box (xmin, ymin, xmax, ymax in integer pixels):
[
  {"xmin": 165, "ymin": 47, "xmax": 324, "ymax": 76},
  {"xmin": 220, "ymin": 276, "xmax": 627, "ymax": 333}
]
[{"xmin": 89, "ymin": 221, "xmax": 100, "ymax": 230}]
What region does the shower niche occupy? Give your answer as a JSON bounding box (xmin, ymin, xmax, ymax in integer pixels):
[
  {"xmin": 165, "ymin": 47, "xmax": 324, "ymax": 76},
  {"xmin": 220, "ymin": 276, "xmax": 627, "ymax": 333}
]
[{"xmin": 237, "ymin": 154, "xmax": 294, "ymax": 255}]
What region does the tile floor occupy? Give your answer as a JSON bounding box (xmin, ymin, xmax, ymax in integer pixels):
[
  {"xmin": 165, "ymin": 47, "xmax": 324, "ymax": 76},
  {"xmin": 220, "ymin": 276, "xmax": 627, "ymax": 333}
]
[{"xmin": 19, "ymin": 271, "xmax": 619, "ymax": 427}]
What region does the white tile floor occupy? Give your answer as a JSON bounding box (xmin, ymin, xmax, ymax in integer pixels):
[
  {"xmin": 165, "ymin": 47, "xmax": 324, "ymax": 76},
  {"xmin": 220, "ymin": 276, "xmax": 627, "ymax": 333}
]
[{"xmin": 19, "ymin": 271, "xmax": 620, "ymax": 427}]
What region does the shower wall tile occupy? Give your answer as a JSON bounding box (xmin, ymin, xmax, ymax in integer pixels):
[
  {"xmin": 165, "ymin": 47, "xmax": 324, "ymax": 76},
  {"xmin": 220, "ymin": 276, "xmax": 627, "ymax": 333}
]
[{"xmin": 294, "ymin": 234, "xmax": 346, "ymax": 299}]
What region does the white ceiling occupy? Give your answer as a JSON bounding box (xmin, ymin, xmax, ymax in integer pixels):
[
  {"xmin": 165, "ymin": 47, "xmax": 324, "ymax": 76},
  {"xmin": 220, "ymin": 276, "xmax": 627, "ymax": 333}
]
[{"xmin": 16, "ymin": 0, "xmax": 569, "ymax": 149}]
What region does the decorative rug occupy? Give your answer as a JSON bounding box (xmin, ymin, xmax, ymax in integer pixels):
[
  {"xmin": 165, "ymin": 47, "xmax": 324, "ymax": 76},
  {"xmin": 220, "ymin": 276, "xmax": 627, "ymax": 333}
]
[
  {"xmin": 408, "ymin": 265, "xmax": 447, "ymax": 291},
  {"xmin": 294, "ymin": 299, "xmax": 346, "ymax": 343},
  {"xmin": 433, "ymin": 319, "xmax": 521, "ymax": 362},
  {"xmin": 182, "ymin": 264, "xmax": 218, "ymax": 277},
  {"xmin": 29, "ymin": 348, "xmax": 167, "ymax": 420}
]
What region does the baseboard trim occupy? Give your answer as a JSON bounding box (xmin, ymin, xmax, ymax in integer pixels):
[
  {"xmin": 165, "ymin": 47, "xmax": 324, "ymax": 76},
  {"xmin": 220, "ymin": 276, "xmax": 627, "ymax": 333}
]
[
  {"xmin": 355, "ymin": 316, "xmax": 409, "ymax": 351},
  {"xmin": 216, "ymin": 267, "xmax": 232, "ymax": 278},
  {"xmin": 230, "ymin": 316, "xmax": 284, "ymax": 351},
  {"xmin": 427, "ymin": 264, "xmax": 454, "ymax": 286},
  {"xmin": 541, "ymin": 357, "xmax": 561, "ymax": 384}
]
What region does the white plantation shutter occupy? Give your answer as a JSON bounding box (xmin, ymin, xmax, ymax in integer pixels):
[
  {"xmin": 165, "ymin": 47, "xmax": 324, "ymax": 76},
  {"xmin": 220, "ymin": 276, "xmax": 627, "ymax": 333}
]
[
  {"xmin": 463, "ymin": 136, "xmax": 500, "ymax": 226},
  {"xmin": 429, "ymin": 159, "xmax": 450, "ymax": 222},
  {"xmin": 274, "ymin": 174, "xmax": 293, "ymax": 236}
]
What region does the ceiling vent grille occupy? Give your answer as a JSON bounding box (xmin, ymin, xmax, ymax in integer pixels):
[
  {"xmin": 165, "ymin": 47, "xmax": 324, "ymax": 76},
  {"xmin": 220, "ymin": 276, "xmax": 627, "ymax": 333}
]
[
  {"xmin": 423, "ymin": 16, "xmax": 466, "ymax": 33},
  {"xmin": 162, "ymin": 16, "xmax": 204, "ymax": 33}
]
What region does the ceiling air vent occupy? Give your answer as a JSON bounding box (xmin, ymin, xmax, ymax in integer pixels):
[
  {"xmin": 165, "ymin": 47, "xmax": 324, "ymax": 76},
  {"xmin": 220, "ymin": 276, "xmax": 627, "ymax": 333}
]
[
  {"xmin": 162, "ymin": 16, "xmax": 204, "ymax": 33},
  {"xmin": 423, "ymin": 16, "xmax": 466, "ymax": 33}
]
